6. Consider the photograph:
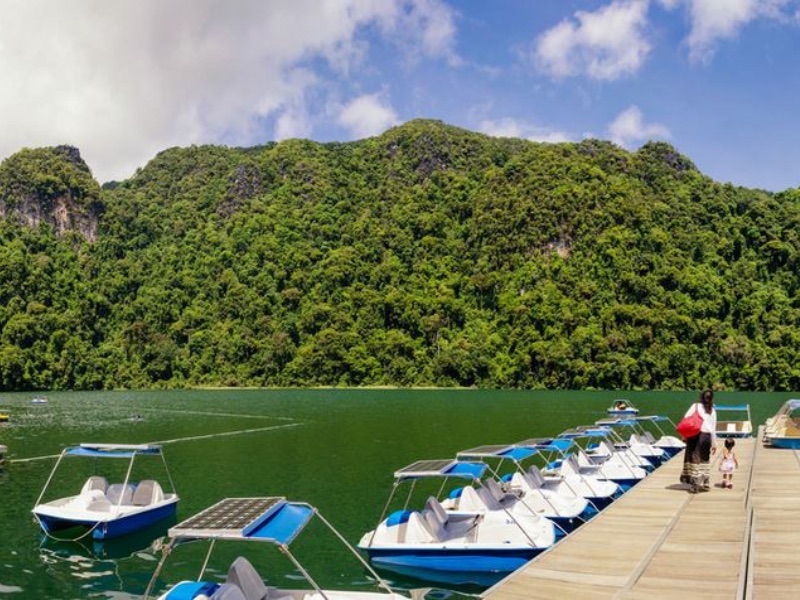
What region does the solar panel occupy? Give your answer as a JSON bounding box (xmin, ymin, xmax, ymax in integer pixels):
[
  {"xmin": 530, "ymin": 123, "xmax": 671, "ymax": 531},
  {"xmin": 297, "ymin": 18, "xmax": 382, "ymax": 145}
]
[
  {"xmin": 394, "ymin": 459, "xmax": 453, "ymax": 478},
  {"xmin": 170, "ymin": 497, "xmax": 284, "ymax": 539},
  {"xmin": 457, "ymin": 444, "xmax": 512, "ymax": 458}
]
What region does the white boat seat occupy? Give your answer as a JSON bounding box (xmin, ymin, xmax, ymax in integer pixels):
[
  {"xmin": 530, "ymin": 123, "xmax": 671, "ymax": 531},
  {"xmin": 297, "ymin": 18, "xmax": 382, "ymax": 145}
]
[
  {"xmin": 211, "ymin": 583, "xmax": 247, "ymax": 600},
  {"xmin": 457, "ymin": 485, "xmax": 495, "ymax": 512},
  {"xmin": 132, "ymin": 480, "xmax": 164, "ymax": 506},
  {"xmin": 405, "ymin": 512, "xmax": 437, "ymax": 543},
  {"xmin": 525, "ymin": 466, "xmax": 546, "ymax": 487},
  {"xmin": 226, "ymin": 556, "xmax": 269, "ymax": 600},
  {"xmin": 424, "ymin": 496, "xmax": 448, "ymax": 525},
  {"xmin": 81, "ymin": 476, "xmax": 108, "ymax": 495},
  {"xmin": 107, "ymin": 483, "xmax": 135, "ymax": 506},
  {"xmin": 483, "ymin": 478, "xmax": 514, "ymax": 506}
]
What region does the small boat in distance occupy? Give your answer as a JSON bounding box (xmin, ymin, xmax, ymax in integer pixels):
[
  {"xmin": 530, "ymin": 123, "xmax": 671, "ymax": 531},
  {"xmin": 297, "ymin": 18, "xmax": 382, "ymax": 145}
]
[
  {"xmin": 32, "ymin": 443, "xmax": 179, "ymax": 540},
  {"xmin": 764, "ymin": 399, "xmax": 800, "ymax": 449},
  {"xmin": 0, "ymin": 444, "xmax": 6, "ymax": 465},
  {"xmin": 715, "ymin": 404, "xmax": 753, "ymax": 438},
  {"xmin": 607, "ymin": 399, "xmax": 639, "ymax": 416},
  {"xmin": 144, "ymin": 497, "xmax": 405, "ymax": 600},
  {"xmin": 31, "ymin": 396, "xmax": 48, "ymax": 405},
  {"xmin": 0, "ymin": 413, "xmax": 8, "ymax": 422}
]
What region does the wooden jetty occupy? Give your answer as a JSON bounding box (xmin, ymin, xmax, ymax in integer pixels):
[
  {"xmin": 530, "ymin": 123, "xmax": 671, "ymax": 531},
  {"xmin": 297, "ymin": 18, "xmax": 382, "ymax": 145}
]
[{"xmin": 483, "ymin": 429, "xmax": 800, "ymax": 599}]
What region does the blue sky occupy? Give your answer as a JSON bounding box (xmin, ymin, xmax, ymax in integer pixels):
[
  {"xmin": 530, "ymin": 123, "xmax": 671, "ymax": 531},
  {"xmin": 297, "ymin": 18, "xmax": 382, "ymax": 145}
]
[{"xmin": 2, "ymin": 0, "xmax": 799, "ymax": 191}]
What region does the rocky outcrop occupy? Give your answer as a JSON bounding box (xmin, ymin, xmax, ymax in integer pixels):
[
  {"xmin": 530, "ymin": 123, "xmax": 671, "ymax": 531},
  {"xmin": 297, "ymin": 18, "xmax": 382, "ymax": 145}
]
[{"xmin": 0, "ymin": 145, "xmax": 103, "ymax": 241}]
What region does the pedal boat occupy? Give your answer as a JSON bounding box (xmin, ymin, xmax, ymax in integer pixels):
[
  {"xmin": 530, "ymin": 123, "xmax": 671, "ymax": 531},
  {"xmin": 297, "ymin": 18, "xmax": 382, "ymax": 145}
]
[
  {"xmin": 764, "ymin": 399, "xmax": 800, "ymax": 449},
  {"xmin": 453, "ymin": 444, "xmax": 592, "ymax": 533},
  {"xmin": 32, "ymin": 443, "xmax": 178, "ymax": 540},
  {"xmin": 557, "ymin": 430, "xmax": 648, "ymax": 491},
  {"xmin": 144, "ymin": 497, "xmax": 405, "ymax": 600},
  {"xmin": 631, "ymin": 415, "xmax": 685, "ymax": 458},
  {"xmin": 593, "ymin": 418, "xmax": 669, "ymax": 467},
  {"xmin": 358, "ymin": 459, "xmax": 555, "ymax": 585},
  {"xmin": 515, "ymin": 438, "xmax": 621, "ymax": 511},
  {"xmin": 607, "ymin": 399, "xmax": 639, "ymax": 416},
  {"xmin": 715, "ymin": 404, "xmax": 753, "ymax": 439}
]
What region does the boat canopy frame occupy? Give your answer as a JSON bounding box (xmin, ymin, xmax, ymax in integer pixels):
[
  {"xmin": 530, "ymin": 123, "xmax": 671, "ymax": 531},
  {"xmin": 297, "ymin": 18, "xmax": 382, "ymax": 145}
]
[
  {"xmin": 33, "ymin": 443, "xmax": 177, "ymax": 522},
  {"xmin": 143, "ymin": 497, "xmax": 395, "ymax": 600}
]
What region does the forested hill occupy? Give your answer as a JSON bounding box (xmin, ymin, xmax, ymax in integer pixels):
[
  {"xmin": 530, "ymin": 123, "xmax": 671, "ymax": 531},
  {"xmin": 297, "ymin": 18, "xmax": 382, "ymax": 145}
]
[{"xmin": 0, "ymin": 119, "xmax": 798, "ymax": 391}]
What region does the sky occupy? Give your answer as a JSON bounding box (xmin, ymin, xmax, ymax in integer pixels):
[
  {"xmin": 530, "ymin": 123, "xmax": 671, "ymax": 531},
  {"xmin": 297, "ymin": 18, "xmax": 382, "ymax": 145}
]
[{"xmin": 1, "ymin": 0, "xmax": 800, "ymax": 191}]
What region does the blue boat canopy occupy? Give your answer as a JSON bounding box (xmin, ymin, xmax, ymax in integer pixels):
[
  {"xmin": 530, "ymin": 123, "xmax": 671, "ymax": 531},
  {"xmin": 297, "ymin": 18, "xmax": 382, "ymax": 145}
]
[
  {"xmin": 501, "ymin": 447, "xmax": 538, "ymax": 461},
  {"xmin": 393, "ymin": 459, "xmax": 487, "ymax": 481},
  {"xmin": 456, "ymin": 445, "xmax": 538, "ymax": 462},
  {"xmin": 65, "ymin": 444, "xmax": 162, "ymax": 458},
  {"xmin": 715, "ymin": 405, "xmax": 750, "ymax": 411},
  {"xmin": 169, "ymin": 497, "xmax": 314, "ymax": 546},
  {"xmin": 517, "ymin": 438, "xmax": 573, "ymax": 453}
]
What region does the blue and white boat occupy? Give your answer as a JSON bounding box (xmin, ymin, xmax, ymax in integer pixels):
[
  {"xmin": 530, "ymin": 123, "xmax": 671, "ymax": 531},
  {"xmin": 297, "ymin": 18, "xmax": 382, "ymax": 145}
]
[
  {"xmin": 145, "ymin": 497, "xmax": 405, "ymax": 600},
  {"xmin": 631, "ymin": 415, "xmax": 685, "ymax": 458},
  {"xmin": 593, "ymin": 418, "xmax": 668, "ymax": 467},
  {"xmin": 557, "ymin": 430, "xmax": 648, "ymax": 490},
  {"xmin": 764, "ymin": 399, "xmax": 800, "ymax": 449},
  {"xmin": 32, "ymin": 443, "xmax": 179, "ymax": 540},
  {"xmin": 607, "ymin": 399, "xmax": 639, "ymax": 416},
  {"xmin": 453, "ymin": 444, "xmax": 592, "ymax": 533},
  {"xmin": 359, "ymin": 459, "xmax": 556, "ymax": 586},
  {"xmin": 715, "ymin": 404, "xmax": 753, "ymax": 438},
  {"xmin": 513, "ymin": 438, "xmax": 621, "ymax": 511}
]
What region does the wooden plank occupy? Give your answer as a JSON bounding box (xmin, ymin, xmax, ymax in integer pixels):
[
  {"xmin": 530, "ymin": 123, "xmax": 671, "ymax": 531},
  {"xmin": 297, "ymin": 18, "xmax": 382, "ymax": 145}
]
[{"xmin": 484, "ymin": 436, "xmax": 757, "ymax": 600}]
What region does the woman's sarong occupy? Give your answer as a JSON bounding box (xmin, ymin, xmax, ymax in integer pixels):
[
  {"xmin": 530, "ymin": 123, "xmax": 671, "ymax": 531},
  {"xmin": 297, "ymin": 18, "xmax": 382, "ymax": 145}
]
[{"xmin": 681, "ymin": 432, "xmax": 712, "ymax": 491}]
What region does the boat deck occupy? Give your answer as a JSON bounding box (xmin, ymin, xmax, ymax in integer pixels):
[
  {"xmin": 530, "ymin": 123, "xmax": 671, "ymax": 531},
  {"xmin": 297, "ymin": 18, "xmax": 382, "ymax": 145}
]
[{"xmin": 483, "ymin": 428, "xmax": 800, "ymax": 599}]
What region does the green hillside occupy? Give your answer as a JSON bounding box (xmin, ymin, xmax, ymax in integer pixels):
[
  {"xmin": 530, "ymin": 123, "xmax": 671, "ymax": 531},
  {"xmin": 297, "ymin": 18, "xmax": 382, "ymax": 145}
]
[{"xmin": 0, "ymin": 120, "xmax": 798, "ymax": 391}]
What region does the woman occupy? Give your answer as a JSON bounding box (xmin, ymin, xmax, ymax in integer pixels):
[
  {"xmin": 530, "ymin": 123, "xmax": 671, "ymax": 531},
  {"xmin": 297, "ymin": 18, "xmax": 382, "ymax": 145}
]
[{"xmin": 680, "ymin": 389, "xmax": 717, "ymax": 493}]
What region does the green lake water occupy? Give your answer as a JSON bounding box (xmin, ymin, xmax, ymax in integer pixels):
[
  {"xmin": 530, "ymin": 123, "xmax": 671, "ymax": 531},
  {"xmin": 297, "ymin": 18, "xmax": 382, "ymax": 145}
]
[{"xmin": 0, "ymin": 389, "xmax": 792, "ymax": 599}]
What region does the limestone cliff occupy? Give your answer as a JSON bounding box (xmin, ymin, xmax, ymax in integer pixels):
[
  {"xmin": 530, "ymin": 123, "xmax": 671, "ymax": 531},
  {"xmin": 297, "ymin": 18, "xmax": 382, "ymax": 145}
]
[{"xmin": 0, "ymin": 145, "xmax": 103, "ymax": 241}]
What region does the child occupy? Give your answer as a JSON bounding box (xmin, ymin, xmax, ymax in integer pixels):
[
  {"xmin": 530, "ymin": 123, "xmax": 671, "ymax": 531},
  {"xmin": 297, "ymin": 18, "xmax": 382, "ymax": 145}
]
[{"xmin": 719, "ymin": 439, "xmax": 738, "ymax": 489}]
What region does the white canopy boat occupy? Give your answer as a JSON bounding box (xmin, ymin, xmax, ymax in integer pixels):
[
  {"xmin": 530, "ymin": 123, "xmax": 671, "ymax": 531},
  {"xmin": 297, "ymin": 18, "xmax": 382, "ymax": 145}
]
[
  {"xmin": 145, "ymin": 497, "xmax": 405, "ymax": 600},
  {"xmin": 32, "ymin": 443, "xmax": 178, "ymax": 540},
  {"xmin": 715, "ymin": 404, "xmax": 753, "ymax": 438},
  {"xmin": 764, "ymin": 399, "xmax": 800, "ymax": 449},
  {"xmin": 359, "ymin": 459, "xmax": 555, "ymax": 586}
]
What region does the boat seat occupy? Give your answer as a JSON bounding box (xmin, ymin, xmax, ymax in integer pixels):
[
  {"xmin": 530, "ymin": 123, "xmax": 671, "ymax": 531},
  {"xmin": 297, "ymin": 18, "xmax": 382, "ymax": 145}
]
[
  {"xmin": 81, "ymin": 476, "xmax": 108, "ymax": 495},
  {"xmin": 132, "ymin": 480, "xmax": 164, "ymax": 506},
  {"xmin": 425, "ymin": 496, "xmax": 448, "ymax": 524},
  {"xmin": 226, "ymin": 556, "xmax": 269, "ymax": 600},
  {"xmin": 107, "ymin": 483, "xmax": 135, "ymax": 506},
  {"xmin": 210, "ymin": 583, "xmax": 247, "ymax": 600},
  {"xmin": 457, "ymin": 485, "xmax": 498, "ymax": 512},
  {"xmin": 404, "ymin": 512, "xmax": 437, "ymax": 543},
  {"xmin": 525, "ymin": 466, "xmax": 546, "ymax": 487},
  {"xmin": 484, "ymin": 478, "xmax": 514, "ymax": 506}
]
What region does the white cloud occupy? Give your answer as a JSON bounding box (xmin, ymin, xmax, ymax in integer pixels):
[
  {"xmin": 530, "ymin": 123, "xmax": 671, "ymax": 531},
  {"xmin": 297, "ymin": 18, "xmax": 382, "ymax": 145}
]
[
  {"xmin": 0, "ymin": 0, "xmax": 458, "ymax": 181},
  {"xmin": 534, "ymin": 0, "xmax": 651, "ymax": 80},
  {"xmin": 478, "ymin": 118, "xmax": 574, "ymax": 143},
  {"xmin": 337, "ymin": 93, "xmax": 399, "ymax": 138},
  {"xmin": 608, "ymin": 105, "xmax": 670, "ymax": 147},
  {"xmin": 664, "ymin": 0, "xmax": 795, "ymax": 62}
]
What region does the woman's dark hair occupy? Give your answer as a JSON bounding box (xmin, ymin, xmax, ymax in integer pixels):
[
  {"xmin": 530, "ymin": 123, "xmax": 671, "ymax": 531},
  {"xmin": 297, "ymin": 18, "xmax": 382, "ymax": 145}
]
[
  {"xmin": 725, "ymin": 438, "xmax": 735, "ymax": 450},
  {"xmin": 700, "ymin": 389, "xmax": 714, "ymax": 414}
]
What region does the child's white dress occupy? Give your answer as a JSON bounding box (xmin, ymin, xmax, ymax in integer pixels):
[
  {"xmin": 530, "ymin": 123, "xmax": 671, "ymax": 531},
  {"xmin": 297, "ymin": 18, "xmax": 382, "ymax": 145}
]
[{"xmin": 719, "ymin": 451, "xmax": 736, "ymax": 473}]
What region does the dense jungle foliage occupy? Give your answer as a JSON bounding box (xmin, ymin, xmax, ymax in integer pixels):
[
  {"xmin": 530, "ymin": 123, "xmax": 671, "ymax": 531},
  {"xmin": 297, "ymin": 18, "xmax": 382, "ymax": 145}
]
[{"xmin": 0, "ymin": 120, "xmax": 798, "ymax": 391}]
